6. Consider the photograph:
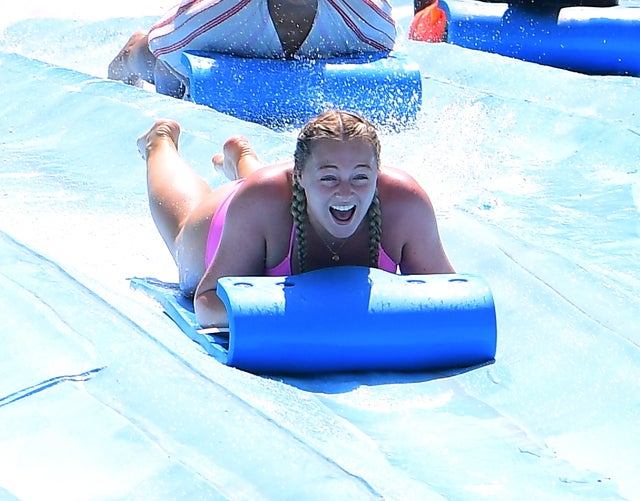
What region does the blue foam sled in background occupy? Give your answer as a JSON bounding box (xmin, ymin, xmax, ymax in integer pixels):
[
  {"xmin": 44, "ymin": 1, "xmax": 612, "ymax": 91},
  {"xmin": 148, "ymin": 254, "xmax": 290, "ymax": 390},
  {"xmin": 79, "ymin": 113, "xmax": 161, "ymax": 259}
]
[
  {"xmin": 132, "ymin": 267, "xmax": 497, "ymax": 374},
  {"xmin": 182, "ymin": 51, "xmax": 423, "ymax": 127},
  {"xmin": 441, "ymin": 0, "xmax": 640, "ymax": 76}
]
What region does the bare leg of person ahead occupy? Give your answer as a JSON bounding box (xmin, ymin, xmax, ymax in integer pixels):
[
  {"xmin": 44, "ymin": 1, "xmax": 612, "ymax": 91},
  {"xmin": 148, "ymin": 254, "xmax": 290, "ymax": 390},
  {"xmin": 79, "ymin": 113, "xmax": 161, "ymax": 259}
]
[
  {"xmin": 109, "ymin": 31, "xmax": 186, "ymax": 97},
  {"xmin": 108, "ymin": 31, "xmax": 156, "ymax": 86}
]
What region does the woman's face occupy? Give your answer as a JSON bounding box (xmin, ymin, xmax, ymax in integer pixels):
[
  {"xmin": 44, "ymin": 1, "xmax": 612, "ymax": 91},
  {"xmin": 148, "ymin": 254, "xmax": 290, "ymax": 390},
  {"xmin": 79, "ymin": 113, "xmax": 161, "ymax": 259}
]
[{"xmin": 298, "ymin": 138, "xmax": 378, "ymax": 240}]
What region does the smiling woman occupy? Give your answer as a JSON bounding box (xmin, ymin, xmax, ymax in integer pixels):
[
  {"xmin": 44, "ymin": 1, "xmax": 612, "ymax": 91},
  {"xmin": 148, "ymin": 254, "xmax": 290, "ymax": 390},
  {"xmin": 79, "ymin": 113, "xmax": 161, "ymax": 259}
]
[{"xmin": 138, "ymin": 109, "xmax": 454, "ymax": 328}]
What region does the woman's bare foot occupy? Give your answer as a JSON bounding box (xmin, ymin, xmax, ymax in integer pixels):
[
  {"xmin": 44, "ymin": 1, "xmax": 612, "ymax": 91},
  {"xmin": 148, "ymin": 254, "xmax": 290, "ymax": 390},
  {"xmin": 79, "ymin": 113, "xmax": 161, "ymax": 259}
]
[
  {"xmin": 108, "ymin": 30, "xmax": 152, "ymax": 86},
  {"xmin": 212, "ymin": 136, "xmax": 261, "ymax": 181},
  {"xmin": 137, "ymin": 119, "xmax": 181, "ymax": 160}
]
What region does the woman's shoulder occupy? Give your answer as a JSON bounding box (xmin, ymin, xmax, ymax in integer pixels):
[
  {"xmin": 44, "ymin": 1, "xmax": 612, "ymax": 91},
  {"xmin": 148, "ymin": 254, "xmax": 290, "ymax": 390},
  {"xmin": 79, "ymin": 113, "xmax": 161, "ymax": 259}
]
[
  {"xmin": 377, "ymin": 165, "xmax": 437, "ymax": 231},
  {"xmin": 228, "ymin": 164, "xmax": 293, "ymax": 217},
  {"xmin": 229, "ymin": 164, "xmax": 294, "ymax": 256},
  {"xmin": 237, "ymin": 164, "xmax": 292, "ymax": 195},
  {"xmin": 378, "ymin": 165, "xmax": 426, "ymax": 200},
  {"xmin": 247, "ymin": 163, "xmax": 292, "ymax": 185}
]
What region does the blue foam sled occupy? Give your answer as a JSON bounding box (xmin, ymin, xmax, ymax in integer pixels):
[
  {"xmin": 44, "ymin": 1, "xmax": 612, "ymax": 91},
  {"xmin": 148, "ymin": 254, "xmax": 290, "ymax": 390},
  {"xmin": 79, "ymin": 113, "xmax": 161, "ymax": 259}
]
[
  {"xmin": 441, "ymin": 0, "xmax": 640, "ymax": 76},
  {"xmin": 181, "ymin": 51, "xmax": 422, "ymax": 127},
  {"xmin": 132, "ymin": 267, "xmax": 497, "ymax": 374}
]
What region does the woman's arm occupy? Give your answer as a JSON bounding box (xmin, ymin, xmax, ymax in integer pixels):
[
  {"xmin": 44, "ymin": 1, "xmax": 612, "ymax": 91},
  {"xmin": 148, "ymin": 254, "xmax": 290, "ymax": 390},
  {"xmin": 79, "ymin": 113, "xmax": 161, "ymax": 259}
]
[
  {"xmin": 380, "ymin": 167, "xmax": 455, "ymax": 275},
  {"xmin": 194, "ymin": 286, "xmax": 230, "ymax": 328},
  {"xmin": 194, "ymin": 169, "xmax": 292, "ymax": 327}
]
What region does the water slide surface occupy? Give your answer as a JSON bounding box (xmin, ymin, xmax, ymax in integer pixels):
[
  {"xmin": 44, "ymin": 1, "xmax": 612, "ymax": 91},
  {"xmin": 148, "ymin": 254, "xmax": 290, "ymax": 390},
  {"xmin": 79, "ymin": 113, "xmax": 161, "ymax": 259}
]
[{"xmin": 1, "ymin": 1, "xmax": 639, "ymax": 499}]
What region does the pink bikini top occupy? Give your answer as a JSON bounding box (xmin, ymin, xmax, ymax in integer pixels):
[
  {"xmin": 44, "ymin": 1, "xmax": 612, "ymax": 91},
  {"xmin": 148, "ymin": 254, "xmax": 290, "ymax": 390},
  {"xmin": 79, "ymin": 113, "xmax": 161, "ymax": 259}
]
[
  {"xmin": 205, "ymin": 179, "xmax": 397, "ymax": 275},
  {"xmin": 264, "ymin": 227, "xmax": 398, "ymax": 276}
]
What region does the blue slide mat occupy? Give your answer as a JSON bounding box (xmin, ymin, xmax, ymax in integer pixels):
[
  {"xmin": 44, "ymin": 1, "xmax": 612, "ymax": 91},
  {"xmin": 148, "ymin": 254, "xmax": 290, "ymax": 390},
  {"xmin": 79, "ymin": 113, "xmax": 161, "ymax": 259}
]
[{"xmin": 1, "ymin": 1, "xmax": 639, "ymax": 497}]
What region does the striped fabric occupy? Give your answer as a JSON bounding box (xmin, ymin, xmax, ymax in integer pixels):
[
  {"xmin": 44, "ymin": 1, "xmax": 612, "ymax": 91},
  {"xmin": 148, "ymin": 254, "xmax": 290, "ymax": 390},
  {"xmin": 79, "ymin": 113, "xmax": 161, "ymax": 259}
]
[{"xmin": 148, "ymin": 0, "xmax": 396, "ymax": 78}]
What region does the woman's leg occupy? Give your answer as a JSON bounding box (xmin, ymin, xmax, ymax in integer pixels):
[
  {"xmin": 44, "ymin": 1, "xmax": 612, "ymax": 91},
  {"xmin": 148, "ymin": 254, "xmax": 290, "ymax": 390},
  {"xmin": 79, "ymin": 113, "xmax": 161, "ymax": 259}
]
[
  {"xmin": 139, "ymin": 120, "xmax": 265, "ymax": 292},
  {"xmin": 108, "ymin": 31, "xmax": 156, "ymax": 86},
  {"xmin": 212, "ymin": 136, "xmax": 263, "ymax": 180},
  {"xmin": 138, "ymin": 119, "xmax": 212, "ymax": 258}
]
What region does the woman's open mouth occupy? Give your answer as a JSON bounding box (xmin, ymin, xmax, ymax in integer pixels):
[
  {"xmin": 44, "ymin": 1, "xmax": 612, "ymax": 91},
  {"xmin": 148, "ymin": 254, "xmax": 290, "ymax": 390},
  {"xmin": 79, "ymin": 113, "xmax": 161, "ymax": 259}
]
[{"xmin": 329, "ymin": 204, "xmax": 356, "ymax": 223}]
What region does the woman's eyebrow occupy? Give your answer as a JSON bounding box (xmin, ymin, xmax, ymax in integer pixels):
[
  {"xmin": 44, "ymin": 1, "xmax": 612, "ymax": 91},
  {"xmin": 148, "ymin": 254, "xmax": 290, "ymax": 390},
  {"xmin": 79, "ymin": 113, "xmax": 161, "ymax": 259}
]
[{"xmin": 315, "ymin": 162, "xmax": 373, "ymax": 170}]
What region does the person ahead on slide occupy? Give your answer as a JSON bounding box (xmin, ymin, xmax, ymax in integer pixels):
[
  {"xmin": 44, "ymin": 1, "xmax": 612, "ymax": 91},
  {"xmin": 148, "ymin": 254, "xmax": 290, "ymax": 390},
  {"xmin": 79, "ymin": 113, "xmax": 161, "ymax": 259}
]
[
  {"xmin": 138, "ymin": 110, "xmax": 454, "ymax": 328},
  {"xmin": 109, "ymin": 0, "xmax": 396, "ymax": 98}
]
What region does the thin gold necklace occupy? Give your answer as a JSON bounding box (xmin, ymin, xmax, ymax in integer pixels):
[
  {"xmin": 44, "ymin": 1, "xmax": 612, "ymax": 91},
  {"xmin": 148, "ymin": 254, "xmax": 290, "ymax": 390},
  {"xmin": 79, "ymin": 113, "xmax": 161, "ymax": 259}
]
[{"xmin": 318, "ymin": 234, "xmax": 348, "ymax": 262}]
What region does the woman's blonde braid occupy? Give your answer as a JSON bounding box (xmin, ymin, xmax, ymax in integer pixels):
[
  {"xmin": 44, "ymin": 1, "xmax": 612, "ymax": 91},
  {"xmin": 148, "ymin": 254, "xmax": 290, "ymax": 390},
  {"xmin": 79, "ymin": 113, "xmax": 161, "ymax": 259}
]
[
  {"xmin": 291, "ymin": 176, "xmax": 309, "ymax": 272},
  {"xmin": 367, "ymin": 191, "xmax": 382, "ymax": 267}
]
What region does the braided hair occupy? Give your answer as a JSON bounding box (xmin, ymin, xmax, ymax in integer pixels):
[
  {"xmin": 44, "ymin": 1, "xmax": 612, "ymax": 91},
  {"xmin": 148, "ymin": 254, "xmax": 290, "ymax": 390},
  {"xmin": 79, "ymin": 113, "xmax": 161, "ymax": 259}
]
[{"xmin": 291, "ymin": 110, "xmax": 382, "ymax": 273}]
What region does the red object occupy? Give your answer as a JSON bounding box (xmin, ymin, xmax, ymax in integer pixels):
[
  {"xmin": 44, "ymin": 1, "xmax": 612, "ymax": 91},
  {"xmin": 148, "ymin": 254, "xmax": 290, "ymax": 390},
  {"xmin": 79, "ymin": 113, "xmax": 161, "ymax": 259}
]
[{"xmin": 409, "ymin": 0, "xmax": 447, "ymax": 43}]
